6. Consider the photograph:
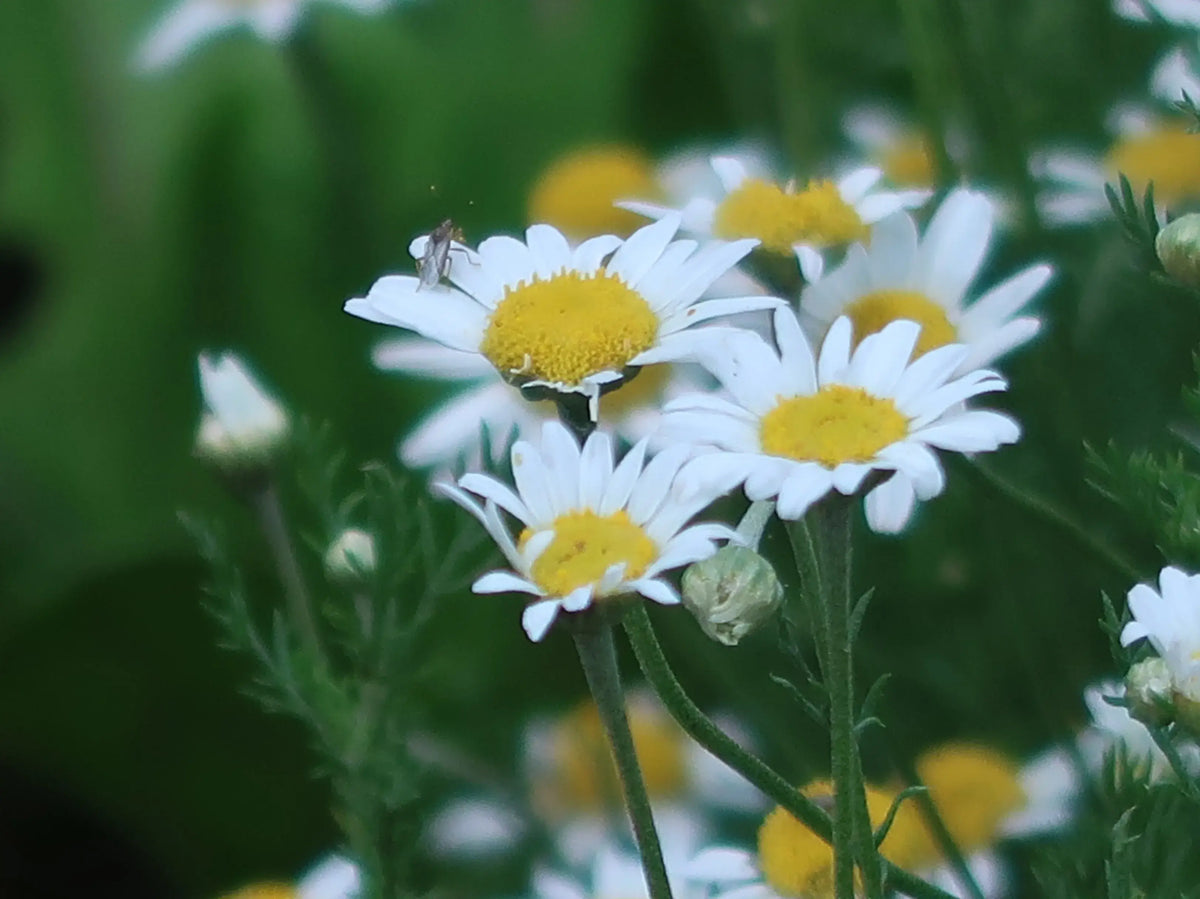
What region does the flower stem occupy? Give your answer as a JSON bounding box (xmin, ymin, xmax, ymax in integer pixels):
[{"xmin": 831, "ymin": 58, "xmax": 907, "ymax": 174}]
[
  {"xmin": 787, "ymin": 496, "xmax": 881, "ymax": 899},
  {"xmin": 253, "ymin": 481, "xmax": 324, "ymax": 665},
  {"xmin": 623, "ymin": 604, "xmax": 957, "ymax": 899},
  {"xmin": 572, "ymin": 616, "xmax": 674, "ymax": 899}
]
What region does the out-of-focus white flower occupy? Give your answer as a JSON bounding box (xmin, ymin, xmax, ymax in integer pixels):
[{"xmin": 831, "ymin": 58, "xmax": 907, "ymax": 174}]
[
  {"xmin": 135, "ymin": 0, "xmax": 394, "ymax": 72},
  {"xmin": 436, "ymin": 421, "xmax": 739, "ymax": 641},
  {"xmin": 220, "ymin": 855, "xmax": 361, "ymax": 899},
  {"xmin": 622, "ymin": 155, "xmax": 930, "ymax": 282},
  {"xmin": 841, "ymin": 104, "xmax": 947, "ymax": 190},
  {"xmin": 533, "ymin": 831, "xmax": 700, "ymax": 899},
  {"xmin": 1032, "ymin": 105, "xmax": 1200, "ymax": 225},
  {"xmin": 373, "ymin": 338, "xmax": 710, "ymax": 471},
  {"xmin": 800, "ymin": 190, "xmax": 1051, "ymax": 376},
  {"xmin": 1115, "ymin": 0, "xmax": 1200, "ymax": 27},
  {"xmin": 428, "ymin": 693, "xmax": 763, "ymax": 866},
  {"xmin": 323, "ymin": 528, "xmax": 377, "ymax": 583},
  {"xmin": 195, "ymin": 351, "xmax": 289, "ymax": 472},
  {"xmin": 1121, "ymin": 566, "xmax": 1200, "ymax": 703},
  {"xmin": 663, "ymin": 310, "xmax": 1020, "ymax": 534},
  {"xmin": 346, "ymin": 216, "xmax": 779, "ymax": 419}
]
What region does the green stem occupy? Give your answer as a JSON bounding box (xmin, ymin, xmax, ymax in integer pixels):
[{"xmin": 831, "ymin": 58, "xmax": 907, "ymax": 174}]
[
  {"xmin": 572, "ymin": 617, "xmax": 673, "ymax": 899},
  {"xmin": 253, "ymin": 482, "xmax": 324, "ymax": 664},
  {"xmin": 789, "ymin": 497, "xmax": 881, "ymax": 899},
  {"xmin": 773, "ymin": 0, "xmax": 812, "ymax": 173},
  {"xmin": 898, "ymin": 0, "xmax": 955, "ymax": 186},
  {"xmin": 959, "ymin": 458, "xmax": 1142, "ymax": 583},
  {"xmin": 623, "ymin": 604, "xmax": 957, "ymax": 899},
  {"xmin": 893, "ymin": 757, "xmax": 986, "ymax": 899}
]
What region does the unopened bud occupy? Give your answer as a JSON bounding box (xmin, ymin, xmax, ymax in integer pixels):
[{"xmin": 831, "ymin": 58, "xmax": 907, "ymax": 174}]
[
  {"xmin": 1125, "ymin": 657, "xmax": 1174, "ymax": 728},
  {"xmin": 1156, "ymin": 213, "xmax": 1200, "ymax": 287},
  {"xmin": 324, "ymin": 528, "xmax": 377, "ymax": 584},
  {"xmin": 194, "ymin": 352, "xmax": 289, "ymax": 477},
  {"xmin": 681, "ymin": 545, "xmax": 782, "ymax": 646}
]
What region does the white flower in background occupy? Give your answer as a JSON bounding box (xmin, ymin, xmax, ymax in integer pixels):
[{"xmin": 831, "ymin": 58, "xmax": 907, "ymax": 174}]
[
  {"xmin": 436, "ymin": 421, "xmax": 739, "ymax": 641},
  {"xmin": 906, "ymin": 743, "xmax": 1076, "ymax": 898},
  {"xmin": 323, "ymin": 528, "xmax": 377, "ymax": 583},
  {"xmin": 135, "ymin": 0, "xmax": 393, "ymax": 72},
  {"xmin": 1032, "ymin": 105, "xmax": 1200, "ymax": 225},
  {"xmin": 428, "ymin": 692, "xmax": 763, "ymax": 865},
  {"xmin": 1077, "ymin": 680, "xmax": 1175, "ymax": 773},
  {"xmin": 534, "ymin": 836, "xmax": 698, "ymax": 899},
  {"xmin": 621, "ymin": 155, "xmax": 930, "ymax": 282},
  {"xmin": 195, "ymin": 351, "xmax": 289, "ymax": 470},
  {"xmin": 1121, "ymin": 565, "xmax": 1200, "ymax": 705},
  {"xmin": 372, "ymin": 338, "xmax": 710, "ymax": 470},
  {"xmin": 842, "ymin": 104, "xmax": 946, "ymax": 190},
  {"xmin": 346, "ymin": 216, "xmax": 778, "ymax": 418},
  {"xmin": 686, "ymin": 780, "xmax": 927, "ymax": 899},
  {"xmin": 221, "ymin": 855, "xmax": 361, "ymax": 899},
  {"xmin": 1115, "ymin": 0, "xmax": 1200, "ymax": 27},
  {"xmin": 663, "ymin": 310, "xmax": 1020, "ymax": 534},
  {"xmin": 800, "ymin": 191, "xmax": 1051, "ymax": 375}
]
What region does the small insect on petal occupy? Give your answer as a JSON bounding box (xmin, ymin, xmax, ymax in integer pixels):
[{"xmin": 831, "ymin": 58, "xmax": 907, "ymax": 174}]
[{"xmin": 417, "ymin": 219, "xmax": 466, "ymax": 291}]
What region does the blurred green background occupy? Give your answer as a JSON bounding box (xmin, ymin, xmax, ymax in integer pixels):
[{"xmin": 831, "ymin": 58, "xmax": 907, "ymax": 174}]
[{"xmin": 1, "ymin": 1, "xmax": 1196, "ymax": 896}]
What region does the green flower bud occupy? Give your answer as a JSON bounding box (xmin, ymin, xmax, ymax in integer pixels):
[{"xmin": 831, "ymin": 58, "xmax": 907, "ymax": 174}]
[
  {"xmin": 324, "ymin": 528, "xmax": 377, "ymax": 584},
  {"xmin": 681, "ymin": 545, "xmax": 783, "ymax": 646},
  {"xmin": 1125, "ymin": 657, "xmax": 1174, "ymax": 728},
  {"xmin": 1156, "ymin": 213, "xmax": 1200, "ymax": 287}
]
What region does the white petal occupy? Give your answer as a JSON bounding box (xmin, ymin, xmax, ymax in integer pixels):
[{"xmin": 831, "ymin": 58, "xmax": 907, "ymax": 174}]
[
  {"xmin": 712, "ymin": 156, "xmax": 750, "ymax": 192},
  {"xmin": 572, "ymin": 234, "xmax": 624, "ymax": 272},
  {"xmin": 427, "ymin": 798, "xmax": 526, "ymax": 858},
  {"xmin": 134, "ymin": 0, "xmax": 238, "ymax": 71},
  {"xmin": 477, "ymin": 235, "xmax": 536, "ymax": 289},
  {"xmin": 915, "ymin": 410, "xmax": 1020, "ymax": 452},
  {"xmin": 525, "ymin": 224, "xmax": 574, "ymax": 278},
  {"xmin": 522, "ymin": 600, "xmax": 562, "ymax": 641},
  {"xmin": 632, "ymin": 577, "xmax": 682, "ymax": 605},
  {"xmin": 776, "ymin": 467, "xmax": 833, "ymax": 519},
  {"xmin": 914, "ymin": 189, "xmax": 994, "ymax": 307},
  {"xmin": 345, "ymin": 277, "xmax": 488, "ymax": 352},
  {"xmin": 864, "ymin": 473, "xmax": 917, "ymax": 533},
  {"xmin": 686, "ymin": 847, "xmax": 761, "ymax": 883},
  {"xmin": 473, "ymin": 571, "xmax": 541, "ymax": 596},
  {"xmin": 458, "ymin": 472, "xmax": 534, "ymax": 524},
  {"xmin": 838, "ymin": 166, "xmax": 884, "ymax": 203},
  {"xmin": 796, "ymin": 244, "xmax": 825, "ymax": 282},
  {"xmin": 817, "ymin": 316, "xmax": 854, "ymax": 385},
  {"xmin": 579, "ymin": 431, "xmax": 615, "ymax": 509},
  {"xmin": 607, "ymin": 215, "xmax": 682, "ymax": 286},
  {"xmin": 372, "ymin": 338, "xmax": 494, "ymax": 378},
  {"xmin": 601, "ymin": 438, "xmax": 649, "ymax": 514}
]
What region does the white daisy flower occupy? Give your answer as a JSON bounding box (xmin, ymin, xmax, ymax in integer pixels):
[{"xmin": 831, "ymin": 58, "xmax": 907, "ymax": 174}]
[
  {"xmin": 135, "ymin": 0, "xmax": 393, "ymax": 72},
  {"xmin": 1032, "ymin": 105, "xmax": 1200, "ymax": 225},
  {"xmin": 686, "ymin": 780, "xmax": 929, "ymax": 899},
  {"xmin": 842, "ymin": 104, "xmax": 945, "ymax": 191},
  {"xmin": 372, "ymin": 338, "xmax": 710, "ymax": 471},
  {"xmin": 435, "ymin": 420, "xmax": 739, "ymax": 641},
  {"xmin": 1114, "ymin": 0, "xmax": 1200, "ymax": 29},
  {"xmin": 346, "ymin": 216, "xmax": 778, "ymax": 419},
  {"xmin": 663, "ymin": 309, "xmax": 1020, "ymax": 534},
  {"xmin": 800, "ymin": 190, "xmax": 1052, "ymax": 375},
  {"xmin": 621, "ymin": 155, "xmax": 930, "ymax": 282},
  {"xmin": 222, "ymin": 855, "xmax": 361, "ymax": 899},
  {"xmin": 534, "ymin": 831, "xmax": 700, "ymax": 899},
  {"xmin": 904, "ymin": 743, "xmax": 1076, "ymax": 898},
  {"xmin": 429, "ymin": 692, "xmax": 763, "ymax": 865},
  {"xmin": 1121, "ymin": 565, "xmax": 1200, "ymax": 701},
  {"xmin": 195, "ymin": 351, "xmax": 289, "ymax": 470}
]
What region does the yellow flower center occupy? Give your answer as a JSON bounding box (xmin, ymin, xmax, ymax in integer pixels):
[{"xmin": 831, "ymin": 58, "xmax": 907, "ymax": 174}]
[
  {"xmin": 913, "ymin": 744, "xmax": 1025, "ymax": 859},
  {"xmin": 713, "ymin": 178, "xmax": 869, "ymax": 255},
  {"xmin": 221, "ymin": 886, "xmax": 295, "ymax": 899},
  {"xmin": 600, "ymin": 363, "xmax": 673, "ymax": 420},
  {"xmin": 528, "ymin": 146, "xmax": 662, "ymax": 239},
  {"xmin": 880, "ymin": 134, "xmax": 937, "ymax": 188},
  {"xmin": 760, "ymin": 387, "xmax": 909, "ymax": 467},
  {"xmin": 845, "ymin": 289, "xmax": 957, "ymax": 357},
  {"xmin": 521, "ymin": 509, "xmax": 657, "ymax": 597},
  {"xmin": 757, "ymin": 781, "xmax": 925, "ymax": 899},
  {"xmin": 549, "ymin": 697, "xmax": 688, "ymax": 809},
  {"xmin": 480, "ymin": 272, "xmax": 659, "ymax": 387},
  {"xmin": 1105, "ymin": 123, "xmax": 1200, "ymax": 206}
]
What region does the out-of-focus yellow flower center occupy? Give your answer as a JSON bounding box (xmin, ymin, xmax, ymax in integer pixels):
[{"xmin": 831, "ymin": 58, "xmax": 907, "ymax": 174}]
[
  {"xmin": 528, "ymin": 146, "xmax": 662, "ymax": 239},
  {"xmin": 913, "ymin": 743, "xmax": 1025, "ymax": 859},
  {"xmin": 757, "ymin": 780, "xmax": 924, "ymax": 898},
  {"xmin": 519, "ymin": 509, "xmax": 657, "ymax": 597},
  {"xmin": 1106, "ymin": 124, "xmax": 1200, "ymax": 206},
  {"xmin": 880, "ymin": 134, "xmax": 937, "ymax": 188},
  {"xmin": 481, "ymin": 272, "xmax": 659, "ymax": 386},
  {"xmin": 600, "ymin": 363, "xmax": 673, "ymax": 419},
  {"xmin": 845, "ymin": 290, "xmax": 957, "ymax": 357},
  {"xmin": 760, "ymin": 387, "xmax": 908, "ymax": 467},
  {"xmin": 220, "ymin": 885, "xmax": 295, "ymax": 899},
  {"xmin": 550, "ymin": 697, "xmax": 688, "ymax": 809},
  {"xmin": 713, "ymin": 178, "xmax": 868, "ymax": 255}
]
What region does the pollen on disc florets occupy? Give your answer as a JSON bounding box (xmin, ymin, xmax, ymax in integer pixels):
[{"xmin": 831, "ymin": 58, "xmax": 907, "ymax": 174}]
[
  {"xmin": 760, "ymin": 386, "xmax": 909, "ymax": 467},
  {"xmin": 528, "ymin": 146, "xmax": 662, "ymax": 239},
  {"xmin": 480, "ymin": 272, "xmax": 659, "ymax": 387},
  {"xmin": 519, "ymin": 509, "xmax": 657, "ymax": 598},
  {"xmin": 1105, "ymin": 124, "xmax": 1200, "ymax": 206},
  {"xmin": 713, "ymin": 178, "xmax": 869, "ymax": 255},
  {"xmin": 845, "ymin": 290, "xmax": 957, "ymax": 356},
  {"xmin": 914, "ymin": 744, "xmax": 1025, "ymax": 857},
  {"xmin": 548, "ymin": 697, "xmax": 688, "ymax": 809}
]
